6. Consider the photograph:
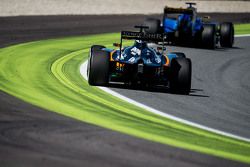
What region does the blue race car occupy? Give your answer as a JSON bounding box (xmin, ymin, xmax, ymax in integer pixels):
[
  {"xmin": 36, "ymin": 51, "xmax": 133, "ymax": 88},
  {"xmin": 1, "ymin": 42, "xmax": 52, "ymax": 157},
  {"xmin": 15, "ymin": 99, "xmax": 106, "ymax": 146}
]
[
  {"xmin": 87, "ymin": 26, "xmax": 192, "ymax": 94},
  {"xmin": 144, "ymin": 2, "xmax": 234, "ymax": 49}
]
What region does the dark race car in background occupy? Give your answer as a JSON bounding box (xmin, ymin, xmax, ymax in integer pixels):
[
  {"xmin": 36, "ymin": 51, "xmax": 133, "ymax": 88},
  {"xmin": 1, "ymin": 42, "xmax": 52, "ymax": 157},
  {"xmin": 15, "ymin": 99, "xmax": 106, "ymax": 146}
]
[
  {"xmin": 87, "ymin": 26, "xmax": 192, "ymax": 95},
  {"xmin": 144, "ymin": 2, "xmax": 234, "ymax": 49}
]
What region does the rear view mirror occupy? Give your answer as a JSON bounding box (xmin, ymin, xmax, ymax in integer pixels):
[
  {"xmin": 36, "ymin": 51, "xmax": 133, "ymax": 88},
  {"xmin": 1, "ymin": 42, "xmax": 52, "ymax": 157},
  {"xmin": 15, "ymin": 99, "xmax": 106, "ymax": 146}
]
[
  {"xmin": 157, "ymin": 47, "xmax": 167, "ymax": 51},
  {"xmin": 113, "ymin": 43, "xmax": 121, "ymax": 47},
  {"xmin": 202, "ymin": 16, "xmax": 210, "ymax": 22}
]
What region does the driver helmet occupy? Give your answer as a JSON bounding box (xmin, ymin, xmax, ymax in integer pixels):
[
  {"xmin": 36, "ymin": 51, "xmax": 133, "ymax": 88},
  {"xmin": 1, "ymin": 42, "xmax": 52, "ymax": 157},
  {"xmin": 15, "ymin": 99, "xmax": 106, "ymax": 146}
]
[{"xmin": 134, "ymin": 40, "xmax": 147, "ymax": 48}]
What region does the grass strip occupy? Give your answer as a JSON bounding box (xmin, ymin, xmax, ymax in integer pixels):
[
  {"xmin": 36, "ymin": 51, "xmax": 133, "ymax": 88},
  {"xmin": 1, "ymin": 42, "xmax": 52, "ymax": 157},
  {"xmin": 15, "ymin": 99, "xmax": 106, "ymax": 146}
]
[{"xmin": 235, "ymin": 23, "xmax": 250, "ymax": 35}]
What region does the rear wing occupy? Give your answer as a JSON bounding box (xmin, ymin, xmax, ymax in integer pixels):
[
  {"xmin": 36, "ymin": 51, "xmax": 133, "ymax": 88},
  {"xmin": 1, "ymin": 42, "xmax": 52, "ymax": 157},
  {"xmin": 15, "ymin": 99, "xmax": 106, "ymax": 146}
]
[
  {"xmin": 164, "ymin": 6, "xmax": 193, "ymax": 14},
  {"xmin": 121, "ymin": 31, "xmax": 167, "ymax": 42},
  {"xmin": 117, "ymin": 27, "xmax": 168, "ymax": 59}
]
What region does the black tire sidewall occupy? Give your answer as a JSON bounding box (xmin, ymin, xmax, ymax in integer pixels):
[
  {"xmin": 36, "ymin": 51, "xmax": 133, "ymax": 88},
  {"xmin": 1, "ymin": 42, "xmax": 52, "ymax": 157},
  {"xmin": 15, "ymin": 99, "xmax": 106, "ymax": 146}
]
[
  {"xmin": 143, "ymin": 18, "xmax": 161, "ymax": 33},
  {"xmin": 220, "ymin": 22, "xmax": 234, "ymax": 47},
  {"xmin": 202, "ymin": 24, "xmax": 216, "ymax": 49},
  {"xmin": 170, "ymin": 57, "xmax": 192, "ymax": 94},
  {"xmin": 88, "ymin": 47, "xmax": 109, "ymax": 86}
]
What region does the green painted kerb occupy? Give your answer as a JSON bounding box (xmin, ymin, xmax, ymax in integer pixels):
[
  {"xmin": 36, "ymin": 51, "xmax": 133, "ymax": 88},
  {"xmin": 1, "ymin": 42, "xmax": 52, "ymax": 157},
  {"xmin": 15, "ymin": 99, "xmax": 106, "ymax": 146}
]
[{"xmin": 0, "ymin": 31, "xmax": 250, "ymax": 163}]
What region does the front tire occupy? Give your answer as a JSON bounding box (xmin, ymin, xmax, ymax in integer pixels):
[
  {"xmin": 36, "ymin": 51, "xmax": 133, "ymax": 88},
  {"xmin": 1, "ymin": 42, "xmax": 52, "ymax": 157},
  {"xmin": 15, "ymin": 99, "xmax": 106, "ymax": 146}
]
[
  {"xmin": 88, "ymin": 45, "xmax": 109, "ymax": 86},
  {"xmin": 220, "ymin": 22, "xmax": 234, "ymax": 47},
  {"xmin": 170, "ymin": 57, "xmax": 192, "ymax": 95},
  {"xmin": 143, "ymin": 18, "xmax": 161, "ymax": 33},
  {"xmin": 202, "ymin": 24, "xmax": 216, "ymax": 49}
]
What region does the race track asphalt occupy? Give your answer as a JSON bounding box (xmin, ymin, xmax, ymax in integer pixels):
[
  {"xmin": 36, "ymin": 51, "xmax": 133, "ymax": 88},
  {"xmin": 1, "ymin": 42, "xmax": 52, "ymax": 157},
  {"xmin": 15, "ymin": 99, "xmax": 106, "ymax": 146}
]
[
  {"xmin": 109, "ymin": 36, "xmax": 250, "ymax": 139},
  {"xmin": 0, "ymin": 14, "xmax": 249, "ymax": 167}
]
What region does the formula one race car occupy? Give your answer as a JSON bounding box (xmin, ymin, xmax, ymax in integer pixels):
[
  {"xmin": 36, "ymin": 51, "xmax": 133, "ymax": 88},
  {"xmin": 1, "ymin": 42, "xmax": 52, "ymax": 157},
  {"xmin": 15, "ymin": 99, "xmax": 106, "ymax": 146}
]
[
  {"xmin": 87, "ymin": 26, "xmax": 192, "ymax": 94},
  {"xmin": 144, "ymin": 2, "xmax": 234, "ymax": 49}
]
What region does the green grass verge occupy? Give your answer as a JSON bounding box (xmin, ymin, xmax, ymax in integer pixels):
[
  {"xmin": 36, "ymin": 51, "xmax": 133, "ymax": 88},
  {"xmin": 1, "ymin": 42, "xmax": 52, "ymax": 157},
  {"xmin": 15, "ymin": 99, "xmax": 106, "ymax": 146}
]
[
  {"xmin": 0, "ymin": 31, "xmax": 250, "ymax": 164},
  {"xmin": 235, "ymin": 23, "xmax": 250, "ymax": 35}
]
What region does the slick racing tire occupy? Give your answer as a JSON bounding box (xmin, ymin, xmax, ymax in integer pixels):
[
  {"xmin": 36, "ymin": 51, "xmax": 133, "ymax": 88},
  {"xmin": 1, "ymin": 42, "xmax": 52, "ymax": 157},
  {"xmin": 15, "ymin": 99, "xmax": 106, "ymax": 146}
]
[
  {"xmin": 201, "ymin": 24, "xmax": 216, "ymax": 49},
  {"xmin": 88, "ymin": 45, "xmax": 109, "ymax": 86},
  {"xmin": 87, "ymin": 45, "xmax": 105, "ymax": 78},
  {"xmin": 220, "ymin": 22, "xmax": 234, "ymax": 48},
  {"xmin": 170, "ymin": 52, "xmax": 186, "ymax": 58},
  {"xmin": 91, "ymin": 45, "xmax": 105, "ymax": 52},
  {"xmin": 170, "ymin": 57, "xmax": 192, "ymax": 95},
  {"xmin": 143, "ymin": 18, "xmax": 161, "ymax": 33}
]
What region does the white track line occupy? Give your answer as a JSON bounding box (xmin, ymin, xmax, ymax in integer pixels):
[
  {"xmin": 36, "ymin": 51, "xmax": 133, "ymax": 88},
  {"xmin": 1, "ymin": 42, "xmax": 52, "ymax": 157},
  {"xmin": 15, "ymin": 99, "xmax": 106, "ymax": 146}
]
[
  {"xmin": 80, "ymin": 35, "xmax": 250, "ymax": 142},
  {"xmin": 235, "ymin": 34, "xmax": 250, "ymax": 37}
]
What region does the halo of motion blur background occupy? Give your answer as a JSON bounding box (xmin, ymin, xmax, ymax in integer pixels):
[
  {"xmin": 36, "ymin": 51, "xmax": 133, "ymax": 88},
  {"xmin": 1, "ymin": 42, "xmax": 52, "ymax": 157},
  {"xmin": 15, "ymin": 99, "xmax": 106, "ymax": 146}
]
[{"xmin": 0, "ymin": 0, "xmax": 250, "ymax": 16}]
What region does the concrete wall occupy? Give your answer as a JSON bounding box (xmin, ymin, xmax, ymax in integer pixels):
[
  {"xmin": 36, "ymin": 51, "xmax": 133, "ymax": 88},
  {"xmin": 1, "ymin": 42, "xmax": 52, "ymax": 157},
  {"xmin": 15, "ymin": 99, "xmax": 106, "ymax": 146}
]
[{"xmin": 1, "ymin": 0, "xmax": 250, "ymax": 16}]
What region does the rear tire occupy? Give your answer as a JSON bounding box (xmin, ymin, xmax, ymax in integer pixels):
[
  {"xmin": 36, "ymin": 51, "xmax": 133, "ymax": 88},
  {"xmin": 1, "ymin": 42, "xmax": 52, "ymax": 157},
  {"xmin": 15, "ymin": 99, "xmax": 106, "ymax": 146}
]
[
  {"xmin": 220, "ymin": 22, "xmax": 234, "ymax": 48},
  {"xmin": 170, "ymin": 57, "xmax": 192, "ymax": 95},
  {"xmin": 143, "ymin": 18, "xmax": 161, "ymax": 33},
  {"xmin": 91, "ymin": 45, "xmax": 105, "ymax": 52},
  {"xmin": 87, "ymin": 45, "xmax": 105, "ymax": 78},
  {"xmin": 88, "ymin": 46, "xmax": 109, "ymax": 86},
  {"xmin": 202, "ymin": 24, "xmax": 216, "ymax": 49}
]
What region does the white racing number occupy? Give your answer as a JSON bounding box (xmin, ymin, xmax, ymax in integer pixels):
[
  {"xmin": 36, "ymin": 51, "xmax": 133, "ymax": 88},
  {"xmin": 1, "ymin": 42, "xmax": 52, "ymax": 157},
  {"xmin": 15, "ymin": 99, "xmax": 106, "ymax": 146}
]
[
  {"xmin": 131, "ymin": 47, "xmax": 141, "ymax": 56},
  {"xmin": 155, "ymin": 56, "xmax": 161, "ymax": 63},
  {"xmin": 128, "ymin": 57, "xmax": 136, "ymax": 63}
]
